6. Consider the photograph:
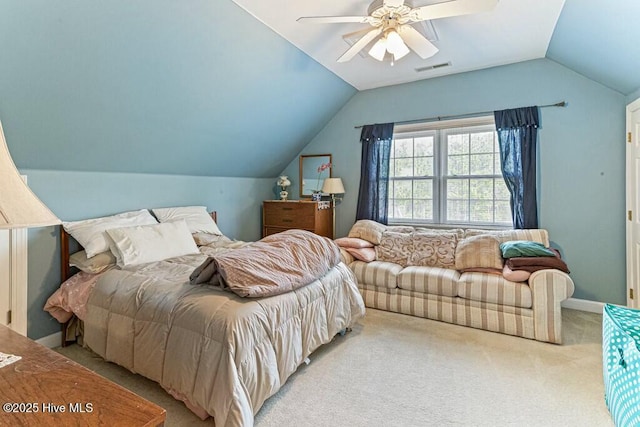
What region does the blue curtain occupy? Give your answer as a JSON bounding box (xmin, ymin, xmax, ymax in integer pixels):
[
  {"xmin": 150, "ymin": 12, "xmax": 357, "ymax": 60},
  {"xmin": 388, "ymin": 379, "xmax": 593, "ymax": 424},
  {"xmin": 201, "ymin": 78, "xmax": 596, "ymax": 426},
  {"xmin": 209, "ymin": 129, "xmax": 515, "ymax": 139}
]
[
  {"xmin": 356, "ymin": 123, "xmax": 394, "ymax": 224},
  {"xmin": 494, "ymin": 106, "xmax": 540, "ymax": 229}
]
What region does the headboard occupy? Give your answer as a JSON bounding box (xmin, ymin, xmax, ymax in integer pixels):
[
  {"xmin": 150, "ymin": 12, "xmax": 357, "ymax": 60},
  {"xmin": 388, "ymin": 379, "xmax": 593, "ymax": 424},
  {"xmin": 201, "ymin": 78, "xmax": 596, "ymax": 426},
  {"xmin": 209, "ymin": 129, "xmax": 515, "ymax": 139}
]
[{"xmin": 60, "ymin": 211, "xmax": 218, "ymax": 282}]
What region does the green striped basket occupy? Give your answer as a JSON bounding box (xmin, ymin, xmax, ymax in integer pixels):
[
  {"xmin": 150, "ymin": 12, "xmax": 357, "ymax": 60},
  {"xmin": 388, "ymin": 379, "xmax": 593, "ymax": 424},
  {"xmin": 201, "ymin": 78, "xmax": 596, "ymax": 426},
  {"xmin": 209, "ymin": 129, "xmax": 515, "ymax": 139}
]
[{"xmin": 603, "ymin": 303, "xmax": 640, "ymax": 426}]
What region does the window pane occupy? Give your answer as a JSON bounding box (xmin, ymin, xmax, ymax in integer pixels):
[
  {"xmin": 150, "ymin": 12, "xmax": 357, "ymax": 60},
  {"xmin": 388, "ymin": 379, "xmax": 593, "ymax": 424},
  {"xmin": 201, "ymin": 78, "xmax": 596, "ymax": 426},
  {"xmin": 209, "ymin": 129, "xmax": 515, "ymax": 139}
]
[
  {"xmin": 448, "ymin": 154, "xmax": 468, "ymax": 176},
  {"xmin": 415, "ymin": 137, "xmax": 434, "ymax": 156},
  {"xmin": 395, "ymin": 159, "xmax": 413, "ymax": 177},
  {"xmin": 395, "ymin": 180, "xmax": 412, "ymax": 198},
  {"xmin": 414, "ymin": 179, "xmax": 433, "ymax": 199},
  {"xmin": 495, "ymin": 179, "xmax": 511, "ymax": 200},
  {"xmin": 395, "ymin": 139, "xmax": 413, "ymax": 158},
  {"xmin": 470, "ymin": 179, "xmax": 494, "ymax": 200},
  {"xmin": 392, "ymin": 199, "xmax": 412, "ymax": 219},
  {"xmin": 413, "ymin": 199, "xmax": 433, "ymax": 220},
  {"xmin": 470, "ymin": 200, "xmax": 493, "ymax": 223},
  {"xmin": 470, "ymin": 154, "xmax": 494, "ymax": 175},
  {"xmin": 494, "ymin": 155, "xmax": 502, "ymax": 175},
  {"xmin": 470, "ymin": 131, "xmax": 494, "ymax": 153},
  {"xmin": 415, "ymin": 156, "xmax": 433, "ymax": 176},
  {"xmin": 446, "ymin": 179, "xmax": 469, "ymax": 200},
  {"xmin": 495, "ymin": 201, "xmax": 512, "ymax": 223},
  {"xmin": 448, "ymin": 134, "xmax": 469, "ymax": 154},
  {"xmin": 447, "ymin": 199, "xmax": 469, "ymax": 222}
]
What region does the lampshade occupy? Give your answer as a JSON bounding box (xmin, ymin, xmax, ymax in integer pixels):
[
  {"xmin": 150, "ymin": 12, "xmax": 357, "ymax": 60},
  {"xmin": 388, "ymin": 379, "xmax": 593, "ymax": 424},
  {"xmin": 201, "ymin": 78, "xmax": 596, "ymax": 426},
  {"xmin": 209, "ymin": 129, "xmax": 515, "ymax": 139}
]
[
  {"xmin": 392, "ymin": 41, "xmax": 410, "ymax": 60},
  {"xmin": 368, "ymin": 37, "xmax": 387, "ymax": 61},
  {"xmin": 321, "ymin": 177, "xmax": 345, "ymax": 194},
  {"xmin": 277, "ymin": 175, "xmax": 291, "ymax": 187},
  {"xmin": 386, "ymin": 30, "xmax": 408, "ymax": 56},
  {"xmin": 0, "ymin": 120, "xmax": 61, "ymax": 229}
]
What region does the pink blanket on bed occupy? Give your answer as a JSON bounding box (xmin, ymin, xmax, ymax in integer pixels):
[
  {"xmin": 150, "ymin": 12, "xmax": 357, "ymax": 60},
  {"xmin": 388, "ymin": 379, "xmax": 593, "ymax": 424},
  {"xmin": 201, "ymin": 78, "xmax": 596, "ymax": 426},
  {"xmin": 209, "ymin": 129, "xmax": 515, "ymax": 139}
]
[
  {"xmin": 190, "ymin": 229, "xmax": 341, "ymax": 297},
  {"xmin": 44, "ymin": 271, "xmax": 105, "ymax": 322}
]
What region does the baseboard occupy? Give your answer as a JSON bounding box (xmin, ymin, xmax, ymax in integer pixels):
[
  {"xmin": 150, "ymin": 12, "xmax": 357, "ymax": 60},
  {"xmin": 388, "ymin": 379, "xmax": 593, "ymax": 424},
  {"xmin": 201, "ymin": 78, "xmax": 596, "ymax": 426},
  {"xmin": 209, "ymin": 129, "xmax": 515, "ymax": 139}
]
[
  {"xmin": 561, "ymin": 298, "xmax": 605, "ymax": 314},
  {"xmin": 35, "ymin": 331, "xmax": 61, "ymax": 349}
]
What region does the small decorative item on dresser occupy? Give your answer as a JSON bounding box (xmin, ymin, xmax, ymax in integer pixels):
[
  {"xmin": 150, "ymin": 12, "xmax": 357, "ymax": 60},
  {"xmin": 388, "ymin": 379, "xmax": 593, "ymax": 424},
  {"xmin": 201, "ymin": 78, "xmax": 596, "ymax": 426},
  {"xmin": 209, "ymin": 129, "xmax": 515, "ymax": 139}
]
[{"xmin": 277, "ymin": 175, "xmax": 291, "ymax": 201}]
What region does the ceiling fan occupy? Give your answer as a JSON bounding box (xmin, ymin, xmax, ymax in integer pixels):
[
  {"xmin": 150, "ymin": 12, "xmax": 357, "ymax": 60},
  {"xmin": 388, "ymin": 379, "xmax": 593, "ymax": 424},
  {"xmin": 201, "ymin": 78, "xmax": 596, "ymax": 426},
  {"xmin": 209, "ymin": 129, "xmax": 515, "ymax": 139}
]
[{"xmin": 298, "ymin": 0, "xmax": 498, "ymax": 64}]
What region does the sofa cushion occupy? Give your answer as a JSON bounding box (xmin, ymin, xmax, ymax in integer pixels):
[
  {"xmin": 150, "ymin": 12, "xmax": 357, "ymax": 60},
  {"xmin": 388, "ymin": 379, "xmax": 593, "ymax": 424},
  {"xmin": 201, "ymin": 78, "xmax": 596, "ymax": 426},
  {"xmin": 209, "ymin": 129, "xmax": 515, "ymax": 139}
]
[
  {"xmin": 397, "ymin": 266, "xmax": 459, "ymax": 296},
  {"xmin": 455, "ymin": 234, "xmax": 503, "ymax": 271},
  {"xmin": 464, "ymin": 228, "xmax": 549, "ymax": 247},
  {"xmin": 409, "ymin": 232, "xmax": 458, "ymax": 269},
  {"xmin": 375, "ymin": 231, "xmax": 413, "ymax": 267},
  {"xmin": 351, "ymin": 260, "xmax": 403, "ymax": 289},
  {"xmin": 457, "ymin": 272, "xmax": 532, "ymax": 308},
  {"xmin": 348, "ymin": 220, "xmax": 387, "ymax": 245}
]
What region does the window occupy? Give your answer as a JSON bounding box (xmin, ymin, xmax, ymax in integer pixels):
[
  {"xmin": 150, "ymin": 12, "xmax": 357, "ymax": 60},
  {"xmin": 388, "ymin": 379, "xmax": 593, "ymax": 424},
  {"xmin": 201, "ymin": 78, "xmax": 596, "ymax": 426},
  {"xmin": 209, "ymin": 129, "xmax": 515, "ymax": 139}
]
[{"xmin": 388, "ymin": 117, "xmax": 511, "ymax": 227}]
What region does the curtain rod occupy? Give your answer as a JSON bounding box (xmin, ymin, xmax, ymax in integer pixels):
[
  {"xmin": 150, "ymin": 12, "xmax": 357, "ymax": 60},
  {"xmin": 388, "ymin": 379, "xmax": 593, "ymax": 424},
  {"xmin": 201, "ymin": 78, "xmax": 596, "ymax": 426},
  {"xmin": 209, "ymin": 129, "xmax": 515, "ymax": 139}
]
[{"xmin": 353, "ymin": 101, "xmax": 566, "ymax": 129}]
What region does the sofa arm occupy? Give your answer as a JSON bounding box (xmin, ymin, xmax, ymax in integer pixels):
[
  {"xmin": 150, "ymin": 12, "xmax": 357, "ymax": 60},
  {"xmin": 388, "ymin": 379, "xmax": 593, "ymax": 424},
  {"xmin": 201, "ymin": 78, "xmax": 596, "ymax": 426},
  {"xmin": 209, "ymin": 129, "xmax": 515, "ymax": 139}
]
[
  {"xmin": 339, "ymin": 248, "xmax": 355, "ymax": 265},
  {"xmin": 529, "ymin": 269, "xmax": 575, "ymax": 344}
]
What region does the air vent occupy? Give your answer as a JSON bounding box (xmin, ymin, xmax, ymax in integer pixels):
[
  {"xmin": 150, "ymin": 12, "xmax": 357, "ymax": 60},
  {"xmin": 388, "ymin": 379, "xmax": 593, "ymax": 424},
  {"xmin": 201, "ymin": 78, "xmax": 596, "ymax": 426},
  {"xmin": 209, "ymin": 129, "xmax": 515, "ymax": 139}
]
[{"xmin": 415, "ymin": 62, "xmax": 451, "ymax": 72}]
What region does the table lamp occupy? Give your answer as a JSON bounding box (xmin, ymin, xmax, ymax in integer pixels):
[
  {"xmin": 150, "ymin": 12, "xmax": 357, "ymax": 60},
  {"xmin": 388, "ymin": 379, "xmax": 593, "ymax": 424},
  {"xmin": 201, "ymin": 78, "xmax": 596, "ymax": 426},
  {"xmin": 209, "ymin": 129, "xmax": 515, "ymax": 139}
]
[
  {"xmin": 322, "ymin": 177, "xmax": 345, "ymax": 238},
  {"xmin": 0, "ymin": 119, "xmax": 60, "ymax": 336}
]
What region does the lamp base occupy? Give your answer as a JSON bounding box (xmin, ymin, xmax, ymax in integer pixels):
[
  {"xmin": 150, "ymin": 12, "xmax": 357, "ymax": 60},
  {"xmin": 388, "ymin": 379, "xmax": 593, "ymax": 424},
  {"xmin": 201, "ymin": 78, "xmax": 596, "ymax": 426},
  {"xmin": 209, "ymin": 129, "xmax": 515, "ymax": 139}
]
[{"xmin": 279, "ymin": 190, "xmax": 289, "ymax": 201}]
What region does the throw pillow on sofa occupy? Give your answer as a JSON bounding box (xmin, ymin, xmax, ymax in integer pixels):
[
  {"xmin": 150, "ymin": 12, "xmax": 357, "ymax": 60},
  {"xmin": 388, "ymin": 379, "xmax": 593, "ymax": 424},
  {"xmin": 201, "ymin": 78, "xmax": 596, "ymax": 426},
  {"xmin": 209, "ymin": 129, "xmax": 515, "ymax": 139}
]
[
  {"xmin": 375, "ymin": 231, "xmax": 413, "ymax": 267},
  {"xmin": 455, "ymin": 234, "xmax": 503, "ymax": 271},
  {"xmin": 334, "ymin": 237, "xmax": 374, "ymax": 249},
  {"xmin": 348, "ymin": 220, "xmax": 387, "ymax": 245},
  {"xmin": 499, "ymin": 240, "xmax": 555, "ymax": 258},
  {"xmin": 409, "ymin": 231, "xmax": 457, "ymax": 269}
]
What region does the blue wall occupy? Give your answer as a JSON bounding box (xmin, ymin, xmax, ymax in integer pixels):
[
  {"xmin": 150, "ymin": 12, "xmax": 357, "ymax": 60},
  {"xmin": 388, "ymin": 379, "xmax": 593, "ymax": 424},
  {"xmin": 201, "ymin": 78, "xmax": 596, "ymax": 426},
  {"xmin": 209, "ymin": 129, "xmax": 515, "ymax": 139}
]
[
  {"xmin": 0, "ymin": 0, "xmax": 355, "ymax": 178},
  {"xmin": 0, "ymin": 0, "xmax": 356, "ymax": 340},
  {"xmin": 281, "ymin": 58, "xmax": 627, "ymax": 305},
  {"xmin": 24, "ymin": 170, "xmax": 274, "ymax": 339}
]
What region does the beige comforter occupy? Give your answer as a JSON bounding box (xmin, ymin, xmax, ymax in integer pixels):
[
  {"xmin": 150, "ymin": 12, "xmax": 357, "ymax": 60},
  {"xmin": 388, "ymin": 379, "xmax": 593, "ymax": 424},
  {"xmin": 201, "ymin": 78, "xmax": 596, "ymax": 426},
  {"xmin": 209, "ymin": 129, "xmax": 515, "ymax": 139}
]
[
  {"xmin": 83, "ymin": 251, "xmax": 365, "ymax": 427},
  {"xmin": 190, "ymin": 229, "xmax": 341, "ymax": 297}
]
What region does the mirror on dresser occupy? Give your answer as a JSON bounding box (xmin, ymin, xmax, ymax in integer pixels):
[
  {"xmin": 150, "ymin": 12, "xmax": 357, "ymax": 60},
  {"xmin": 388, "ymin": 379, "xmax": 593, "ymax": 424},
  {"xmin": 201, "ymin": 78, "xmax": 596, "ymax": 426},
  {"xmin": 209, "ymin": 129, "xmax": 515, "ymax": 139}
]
[{"xmin": 299, "ymin": 154, "xmax": 332, "ymax": 198}]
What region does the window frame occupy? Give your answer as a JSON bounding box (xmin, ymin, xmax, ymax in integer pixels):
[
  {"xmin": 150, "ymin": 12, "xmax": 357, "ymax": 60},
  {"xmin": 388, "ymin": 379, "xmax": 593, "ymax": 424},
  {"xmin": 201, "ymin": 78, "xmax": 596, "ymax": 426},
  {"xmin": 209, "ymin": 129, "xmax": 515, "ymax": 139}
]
[{"xmin": 388, "ymin": 116, "xmax": 511, "ymax": 229}]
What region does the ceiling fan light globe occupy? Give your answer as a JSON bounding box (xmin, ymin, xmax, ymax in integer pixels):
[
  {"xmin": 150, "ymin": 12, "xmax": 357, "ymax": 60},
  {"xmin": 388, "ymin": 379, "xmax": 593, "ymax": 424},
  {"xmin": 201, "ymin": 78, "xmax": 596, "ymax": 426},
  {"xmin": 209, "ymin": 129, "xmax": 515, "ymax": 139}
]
[
  {"xmin": 385, "ymin": 30, "xmax": 406, "ymax": 54},
  {"xmin": 393, "ymin": 43, "xmax": 410, "ymax": 60},
  {"xmin": 368, "ymin": 37, "xmax": 388, "ymax": 61}
]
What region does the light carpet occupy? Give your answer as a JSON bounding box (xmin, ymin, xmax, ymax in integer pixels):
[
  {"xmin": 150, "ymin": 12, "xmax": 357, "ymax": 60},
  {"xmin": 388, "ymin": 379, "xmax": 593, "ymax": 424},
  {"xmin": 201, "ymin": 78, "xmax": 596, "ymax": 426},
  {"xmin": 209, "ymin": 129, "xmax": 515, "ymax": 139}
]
[{"xmin": 56, "ymin": 308, "xmax": 613, "ymax": 426}]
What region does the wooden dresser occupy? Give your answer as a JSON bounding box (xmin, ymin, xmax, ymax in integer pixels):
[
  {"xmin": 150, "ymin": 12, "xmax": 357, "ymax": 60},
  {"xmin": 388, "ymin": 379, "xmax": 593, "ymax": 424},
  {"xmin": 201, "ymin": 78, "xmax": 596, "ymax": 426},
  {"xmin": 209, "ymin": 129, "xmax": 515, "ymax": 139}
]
[
  {"xmin": 263, "ymin": 200, "xmax": 333, "ymax": 239},
  {"xmin": 0, "ymin": 325, "xmax": 166, "ymax": 426}
]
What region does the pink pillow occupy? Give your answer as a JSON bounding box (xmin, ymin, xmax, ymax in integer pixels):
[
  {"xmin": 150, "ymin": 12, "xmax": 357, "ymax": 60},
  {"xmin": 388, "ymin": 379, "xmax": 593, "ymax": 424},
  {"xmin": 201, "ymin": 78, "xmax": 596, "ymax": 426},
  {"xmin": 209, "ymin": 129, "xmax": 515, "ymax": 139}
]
[
  {"xmin": 503, "ymin": 265, "xmax": 531, "ymax": 282},
  {"xmin": 334, "ymin": 237, "xmax": 374, "ymax": 249},
  {"xmin": 345, "ymin": 247, "xmax": 376, "ymax": 262}
]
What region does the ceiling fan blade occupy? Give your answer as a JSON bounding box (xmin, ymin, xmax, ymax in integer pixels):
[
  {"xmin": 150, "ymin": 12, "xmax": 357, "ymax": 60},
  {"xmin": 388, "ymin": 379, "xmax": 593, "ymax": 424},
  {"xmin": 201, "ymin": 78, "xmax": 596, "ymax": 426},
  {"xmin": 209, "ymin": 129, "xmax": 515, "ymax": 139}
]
[
  {"xmin": 297, "ymin": 16, "xmax": 371, "ymax": 24},
  {"xmin": 383, "ymin": 0, "xmax": 405, "ymax": 7},
  {"xmin": 412, "ymin": 0, "xmax": 498, "ymax": 22},
  {"xmin": 398, "ymin": 25, "xmax": 439, "ymax": 59},
  {"xmin": 337, "ymin": 27, "xmax": 383, "ymax": 63}
]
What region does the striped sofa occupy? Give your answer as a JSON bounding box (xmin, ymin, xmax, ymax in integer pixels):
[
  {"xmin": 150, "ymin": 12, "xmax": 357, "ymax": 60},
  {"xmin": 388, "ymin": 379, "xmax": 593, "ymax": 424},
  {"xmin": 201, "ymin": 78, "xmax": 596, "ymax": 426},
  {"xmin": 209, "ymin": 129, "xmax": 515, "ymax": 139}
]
[{"xmin": 340, "ymin": 223, "xmax": 574, "ymax": 344}]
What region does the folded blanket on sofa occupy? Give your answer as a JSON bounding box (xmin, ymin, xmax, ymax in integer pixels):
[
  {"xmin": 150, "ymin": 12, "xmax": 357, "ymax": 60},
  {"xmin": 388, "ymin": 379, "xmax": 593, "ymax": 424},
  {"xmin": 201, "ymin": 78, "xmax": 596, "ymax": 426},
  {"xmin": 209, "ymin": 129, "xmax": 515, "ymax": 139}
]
[
  {"xmin": 190, "ymin": 229, "xmax": 341, "ymax": 297},
  {"xmin": 506, "ymin": 248, "xmax": 570, "ymax": 274}
]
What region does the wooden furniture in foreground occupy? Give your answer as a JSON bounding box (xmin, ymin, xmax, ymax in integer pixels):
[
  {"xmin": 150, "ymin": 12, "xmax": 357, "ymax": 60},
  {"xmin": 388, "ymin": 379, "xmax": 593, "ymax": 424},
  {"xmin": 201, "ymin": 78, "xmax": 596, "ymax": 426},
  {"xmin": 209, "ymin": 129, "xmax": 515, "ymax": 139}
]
[
  {"xmin": 0, "ymin": 324, "xmax": 166, "ymax": 426},
  {"xmin": 262, "ymin": 200, "xmax": 333, "ymax": 239}
]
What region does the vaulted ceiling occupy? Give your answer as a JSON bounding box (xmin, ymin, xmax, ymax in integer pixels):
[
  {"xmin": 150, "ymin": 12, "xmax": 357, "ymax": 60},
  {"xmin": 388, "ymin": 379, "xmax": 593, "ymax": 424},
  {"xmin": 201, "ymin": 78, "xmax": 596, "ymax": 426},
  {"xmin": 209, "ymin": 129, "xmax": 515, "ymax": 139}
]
[
  {"xmin": 0, "ymin": 0, "xmax": 637, "ymax": 179},
  {"xmin": 232, "ymin": 0, "xmax": 640, "ymax": 95}
]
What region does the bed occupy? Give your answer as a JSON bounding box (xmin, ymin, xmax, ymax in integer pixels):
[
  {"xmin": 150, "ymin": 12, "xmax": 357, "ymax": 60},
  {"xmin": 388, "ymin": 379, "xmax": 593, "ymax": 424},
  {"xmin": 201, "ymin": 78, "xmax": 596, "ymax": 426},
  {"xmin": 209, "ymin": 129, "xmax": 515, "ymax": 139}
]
[{"xmin": 45, "ymin": 208, "xmax": 365, "ymax": 426}]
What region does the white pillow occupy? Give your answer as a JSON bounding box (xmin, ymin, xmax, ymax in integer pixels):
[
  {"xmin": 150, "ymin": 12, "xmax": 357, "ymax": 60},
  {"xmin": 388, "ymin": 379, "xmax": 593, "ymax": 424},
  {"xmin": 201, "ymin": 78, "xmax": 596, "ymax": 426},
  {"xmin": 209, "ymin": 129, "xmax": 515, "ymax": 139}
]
[
  {"xmin": 63, "ymin": 209, "xmax": 158, "ymax": 258},
  {"xmin": 152, "ymin": 206, "xmax": 222, "ymax": 235},
  {"xmin": 106, "ymin": 220, "xmax": 200, "ymax": 268}
]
